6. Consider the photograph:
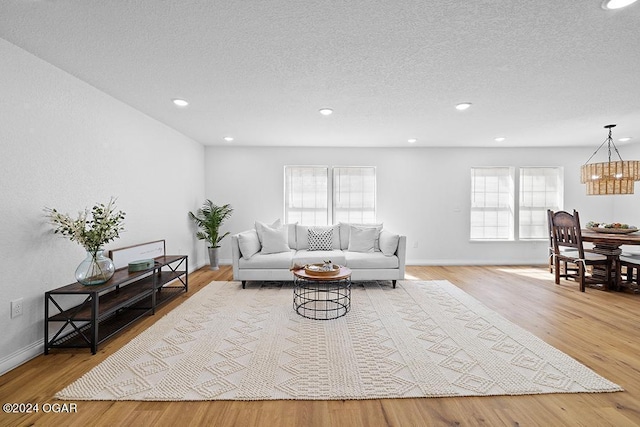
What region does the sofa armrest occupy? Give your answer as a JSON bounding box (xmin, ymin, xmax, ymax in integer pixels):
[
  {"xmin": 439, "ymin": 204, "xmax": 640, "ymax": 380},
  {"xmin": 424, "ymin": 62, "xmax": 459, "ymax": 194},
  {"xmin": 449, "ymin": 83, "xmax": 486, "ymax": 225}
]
[
  {"xmin": 231, "ymin": 232, "xmax": 244, "ymax": 280},
  {"xmin": 396, "ymin": 235, "xmax": 406, "ymax": 279}
]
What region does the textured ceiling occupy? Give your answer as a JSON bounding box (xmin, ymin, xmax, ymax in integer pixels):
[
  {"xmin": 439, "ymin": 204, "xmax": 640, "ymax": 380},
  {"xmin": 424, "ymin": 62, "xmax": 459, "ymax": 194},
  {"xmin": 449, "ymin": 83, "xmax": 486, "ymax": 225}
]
[{"xmin": 1, "ymin": 1, "xmax": 639, "ymax": 148}]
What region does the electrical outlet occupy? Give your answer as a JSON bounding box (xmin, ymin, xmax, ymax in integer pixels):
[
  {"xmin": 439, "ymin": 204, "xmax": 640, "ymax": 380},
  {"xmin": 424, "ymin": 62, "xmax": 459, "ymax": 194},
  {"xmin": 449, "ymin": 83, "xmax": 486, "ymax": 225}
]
[{"xmin": 11, "ymin": 298, "xmax": 23, "ymax": 318}]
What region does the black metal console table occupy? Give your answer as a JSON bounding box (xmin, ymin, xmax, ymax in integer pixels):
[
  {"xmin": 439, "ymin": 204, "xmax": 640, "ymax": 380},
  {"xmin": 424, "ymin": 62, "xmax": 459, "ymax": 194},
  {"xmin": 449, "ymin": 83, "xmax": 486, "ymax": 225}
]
[{"xmin": 44, "ymin": 254, "xmax": 187, "ymax": 354}]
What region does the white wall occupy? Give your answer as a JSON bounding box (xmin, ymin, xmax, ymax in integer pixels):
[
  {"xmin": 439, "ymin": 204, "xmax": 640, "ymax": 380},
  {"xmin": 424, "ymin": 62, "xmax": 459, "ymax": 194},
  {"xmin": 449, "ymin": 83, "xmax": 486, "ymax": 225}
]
[
  {"xmin": 205, "ymin": 145, "xmax": 639, "ymax": 265},
  {"xmin": 0, "ymin": 39, "xmax": 206, "ymax": 374}
]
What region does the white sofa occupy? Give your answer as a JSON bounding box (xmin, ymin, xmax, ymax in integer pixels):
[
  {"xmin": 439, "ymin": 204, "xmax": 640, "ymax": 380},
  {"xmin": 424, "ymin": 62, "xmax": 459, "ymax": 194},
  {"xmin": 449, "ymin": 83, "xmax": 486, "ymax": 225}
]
[{"xmin": 231, "ymin": 221, "xmax": 406, "ymax": 288}]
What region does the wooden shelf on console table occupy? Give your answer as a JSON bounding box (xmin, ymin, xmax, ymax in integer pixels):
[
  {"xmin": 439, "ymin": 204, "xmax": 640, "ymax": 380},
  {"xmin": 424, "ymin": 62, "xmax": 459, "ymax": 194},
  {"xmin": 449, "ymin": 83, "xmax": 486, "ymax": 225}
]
[{"xmin": 44, "ymin": 254, "xmax": 188, "ymax": 354}]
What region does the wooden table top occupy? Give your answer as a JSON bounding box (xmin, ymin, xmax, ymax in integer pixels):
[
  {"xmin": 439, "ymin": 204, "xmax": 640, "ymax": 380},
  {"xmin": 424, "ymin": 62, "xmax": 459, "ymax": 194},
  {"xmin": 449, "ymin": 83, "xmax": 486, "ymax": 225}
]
[
  {"xmin": 582, "ymin": 228, "xmax": 640, "ymax": 246},
  {"xmin": 293, "ymin": 265, "xmax": 352, "ymax": 281}
]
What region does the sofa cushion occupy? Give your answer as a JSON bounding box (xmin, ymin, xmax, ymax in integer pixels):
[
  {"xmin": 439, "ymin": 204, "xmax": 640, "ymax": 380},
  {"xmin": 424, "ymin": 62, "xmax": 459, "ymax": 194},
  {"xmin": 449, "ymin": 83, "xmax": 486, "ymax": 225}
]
[
  {"xmin": 239, "ymin": 250, "xmax": 295, "ymax": 269},
  {"xmin": 344, "ymin": 251, "xmax": 399, "ymax": 269},
  {"xmin": 339, "ymin": 222, "xmax": 383, "ymax": 250},
  {"xmin": 348, "ymin": 226, "xmax": 377, "ymax": 253},
  {"xmin": 379, "ymin": 230, "xmax": 400, "ymax": 256},
  {"xmin": 308, "ymin": 228, "xmax": 334, "ymax": 251},
  {"xmin": 293, "ymin": 250, "xmax": 346, "ymax": 266},
  {"xmin": 238, "ymin": 229, "xmax": 261, "ymax": 260},
  {"xmin": 260, "ymin": 226, "xmax": 290, "ymax": 254},
  {"xmin": 296, "ymin": 224, "xmax": 340, "ymax": 250}
]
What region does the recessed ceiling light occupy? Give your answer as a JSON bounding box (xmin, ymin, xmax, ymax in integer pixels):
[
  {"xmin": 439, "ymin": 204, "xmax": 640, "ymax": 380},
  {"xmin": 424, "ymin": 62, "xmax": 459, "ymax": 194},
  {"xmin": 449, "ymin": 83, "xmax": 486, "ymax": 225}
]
[
  {"xmin": 455, "ymin": 103, "xmax": 472, "ymax": 111},
  {"xmin": 319, "ymin": 108, "xmax": 333, "ymax": 116},
  {"xmin": 407, "ymin": 138, "xmax": 417, "ymax": 144},
  {"xmin": 172, "ymin": 98, "xmax": 189, "ymax": 107},
  {"xmin": 223, "ymin": 136, "xmax": 234, "ymax": 142},
  {"xmin": 494, "ymin": 137, "xmax": 506, "ymax": 142},
  {"xmin": 602, "ymin": 0, "xmax": 638, "ymax": 10},
  {"xmin": 618, "ymin": 137, "xmax": 632, "ymax": 142}
]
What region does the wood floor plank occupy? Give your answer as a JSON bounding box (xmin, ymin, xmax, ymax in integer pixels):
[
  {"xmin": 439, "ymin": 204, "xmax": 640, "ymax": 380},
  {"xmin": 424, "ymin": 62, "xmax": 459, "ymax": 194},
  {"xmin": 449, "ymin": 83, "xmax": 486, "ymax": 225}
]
[{"xmin": 1, "ymin": 265, "xmax": 640, "ymax": 427}]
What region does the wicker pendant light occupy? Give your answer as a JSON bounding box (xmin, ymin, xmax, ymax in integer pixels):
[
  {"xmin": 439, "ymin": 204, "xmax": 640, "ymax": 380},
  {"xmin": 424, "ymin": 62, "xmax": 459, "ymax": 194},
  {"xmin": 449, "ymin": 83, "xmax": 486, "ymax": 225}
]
[{"xmin": 580, "ymin": 124, "xmax": 640, "ymax": 195}]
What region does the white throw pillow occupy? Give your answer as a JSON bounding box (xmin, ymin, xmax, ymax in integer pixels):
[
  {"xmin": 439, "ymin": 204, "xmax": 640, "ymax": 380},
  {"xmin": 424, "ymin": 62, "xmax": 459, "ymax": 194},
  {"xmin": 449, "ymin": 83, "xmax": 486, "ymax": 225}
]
[
  {"xmin": 260, "ymin": 226, "xmax": 290, "ymax": 254},
  {"xmin": 238, "ymin": 229, "xmax": 261, "ymax": 260},
  {"xmin": 255, "ymin": 219, "xmax": 282, "ymax": 243},
  {"xmin": 308, "ymin": 228, "xmax": 333, "ymax": 251},
  {"xmin": 339, "ymin": 222, "xmax": 383, "ymax": 250},
  {"xmin": 379, "ymin": 230, "xmax": 400, "ymax": 256},
  {"xmin": 286, "ymin": 222, "xmax": 297, "ymax": 248},
  {"xmin": 348, "ymin": 226, "xmax": 377, "ymax": 253}
]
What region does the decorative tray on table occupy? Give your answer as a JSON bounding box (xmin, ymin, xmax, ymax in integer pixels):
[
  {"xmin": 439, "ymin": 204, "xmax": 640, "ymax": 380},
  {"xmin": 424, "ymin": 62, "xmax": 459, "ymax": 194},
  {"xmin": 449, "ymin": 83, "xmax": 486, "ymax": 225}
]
[
  {"xmin": 304, "ymin": 263, "xmax": 340, "ymax": 276},
  {"xmin": 586, "ymin": 222, "xmax": 638, "ymax": 234}
]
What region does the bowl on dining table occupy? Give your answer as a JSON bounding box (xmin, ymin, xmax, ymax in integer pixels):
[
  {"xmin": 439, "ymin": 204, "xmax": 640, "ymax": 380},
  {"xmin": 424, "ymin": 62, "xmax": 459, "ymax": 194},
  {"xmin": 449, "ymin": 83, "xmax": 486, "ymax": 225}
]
[{"xmin": 586, "ymin": 221, "xmax": 638, "ymax": 234}]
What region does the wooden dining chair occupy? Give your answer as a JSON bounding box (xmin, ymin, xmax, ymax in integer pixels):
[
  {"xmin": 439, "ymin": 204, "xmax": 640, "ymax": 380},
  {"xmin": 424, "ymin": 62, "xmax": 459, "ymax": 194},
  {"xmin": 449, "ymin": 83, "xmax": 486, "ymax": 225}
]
[
  {"xmin": 547, "ymin": 211, "xmax": 578, "ymax": 276},
  {"xmin": 548, "ymin": 209, "xmax": 610, "ymax": 292},
  {"xmin": 620, "ymin": 255, "xmax": 640, "ymax": 286}
]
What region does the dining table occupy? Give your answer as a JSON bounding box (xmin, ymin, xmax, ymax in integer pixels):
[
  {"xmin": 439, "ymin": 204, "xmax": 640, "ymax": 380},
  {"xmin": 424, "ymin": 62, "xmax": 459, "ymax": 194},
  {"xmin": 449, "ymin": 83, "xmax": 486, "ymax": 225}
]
[{"xmin": 581, "ymin": 228, "xmax": 640, "ymax": 291}]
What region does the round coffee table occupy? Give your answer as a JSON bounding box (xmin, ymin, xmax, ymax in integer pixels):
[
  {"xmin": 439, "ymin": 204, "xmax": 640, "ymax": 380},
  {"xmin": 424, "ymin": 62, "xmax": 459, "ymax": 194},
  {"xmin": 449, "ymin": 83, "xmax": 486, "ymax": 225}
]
[{"xmin": 292, "ymin": 266, "xmax": 352, "ymax": 320}]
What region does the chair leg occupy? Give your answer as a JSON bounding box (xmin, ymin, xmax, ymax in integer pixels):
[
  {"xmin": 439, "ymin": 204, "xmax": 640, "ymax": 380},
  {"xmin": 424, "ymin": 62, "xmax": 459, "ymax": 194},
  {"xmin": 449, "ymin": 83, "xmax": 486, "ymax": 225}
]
[
  {"xmin": 626, "ymin": 265, "xmax": 637, "ymax": 284},
  {"xmin": 579, "ymin": 263, "xmax": 586, "ymax": 292},
  {"xmin": 554, "ymin": 257, "xmax": 561, "ymax": 284},
  {"xmin": 242, "ymin": 280, "xmax": 246, "ymax": 289},
  {"xmin": 392, "ymin": 280, "xmax": 396, "ymax": 288}
]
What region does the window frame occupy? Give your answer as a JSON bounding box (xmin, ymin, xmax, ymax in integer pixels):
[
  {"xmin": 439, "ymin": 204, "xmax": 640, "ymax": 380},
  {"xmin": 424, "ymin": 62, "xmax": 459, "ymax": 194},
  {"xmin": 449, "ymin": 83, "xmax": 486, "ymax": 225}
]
[
  {"xmin": 518, "ymin": 167, "xmax": 564, "ymax": 241},
  {"xmin": 470, "ymin": 166, "xmax": 515, "ymax": 241},
  {"xmin": 332, "ymin": 166, "xmax": 377, "ymax": 224},
  {"xmin": 470, "ymin": 166, "xmax": 564, "ymax": 241},
  {"xmin": 283, "ymin": 165, "xmax": 329, "ymax": 226},
  {"xmin": 284, "ymin": 165, "xmax": 377, "ymax": 225}
]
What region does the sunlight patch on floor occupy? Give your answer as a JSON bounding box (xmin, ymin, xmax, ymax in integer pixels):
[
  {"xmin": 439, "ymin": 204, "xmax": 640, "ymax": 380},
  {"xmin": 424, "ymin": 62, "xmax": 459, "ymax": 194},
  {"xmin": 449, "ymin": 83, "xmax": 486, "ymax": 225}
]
[{"xmin": 497, "ymin": 267, "xmax": 551, "ymax": 280}]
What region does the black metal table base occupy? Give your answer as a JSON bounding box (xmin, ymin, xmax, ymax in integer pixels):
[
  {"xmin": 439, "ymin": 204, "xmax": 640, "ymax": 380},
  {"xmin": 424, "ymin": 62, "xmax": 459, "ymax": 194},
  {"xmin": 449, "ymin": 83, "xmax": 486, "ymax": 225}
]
[{"xmin": 293, "ymin": 277, "xmax": 351, "ymax": 320}]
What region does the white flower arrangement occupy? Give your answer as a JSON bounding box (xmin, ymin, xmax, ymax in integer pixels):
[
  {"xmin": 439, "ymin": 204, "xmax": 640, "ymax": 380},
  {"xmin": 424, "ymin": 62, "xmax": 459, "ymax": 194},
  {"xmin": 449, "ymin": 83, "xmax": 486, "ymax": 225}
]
[{"xmin": 45, "ymin": 198, "xmax": 126, "ymax": 254}]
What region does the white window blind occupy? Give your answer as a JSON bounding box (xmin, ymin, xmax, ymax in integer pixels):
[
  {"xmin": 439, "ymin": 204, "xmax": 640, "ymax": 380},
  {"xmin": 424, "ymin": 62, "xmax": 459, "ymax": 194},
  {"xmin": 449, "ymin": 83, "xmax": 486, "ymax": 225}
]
[
  {"xmin": 333, "ymin": 167, "xmax": 376, "ymax": 224},
  {"xmin": 284, "ymin": 166, "xmax": 329, "ymax": 226},
  {"xmin": 470, "ymin": 167, "xmax": 515, "ymax": 240},
  {"xmin": 519, "ymin": 167, "xmax": 563, "ymax": 240}
]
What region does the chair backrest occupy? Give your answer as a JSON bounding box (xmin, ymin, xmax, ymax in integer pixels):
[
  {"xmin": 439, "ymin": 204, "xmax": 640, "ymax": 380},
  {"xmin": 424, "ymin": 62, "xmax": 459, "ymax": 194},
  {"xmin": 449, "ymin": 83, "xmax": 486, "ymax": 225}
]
[{"xmin": 548, "ymin": 209, "xmax": 585, "ymax": 258}]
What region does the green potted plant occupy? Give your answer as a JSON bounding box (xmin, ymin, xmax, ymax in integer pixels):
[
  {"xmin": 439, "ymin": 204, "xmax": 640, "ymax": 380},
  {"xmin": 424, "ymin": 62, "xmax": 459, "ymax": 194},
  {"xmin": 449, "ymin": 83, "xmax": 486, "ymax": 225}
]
[{"xmin": 189, "ymin": 199, "xmax": 233, "ymax": 270}]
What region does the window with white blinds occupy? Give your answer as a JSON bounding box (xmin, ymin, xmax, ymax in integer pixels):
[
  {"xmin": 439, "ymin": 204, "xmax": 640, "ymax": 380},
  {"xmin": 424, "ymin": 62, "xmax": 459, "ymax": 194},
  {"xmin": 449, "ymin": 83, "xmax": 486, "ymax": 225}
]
[
  {"xmin": 519, "ymin": 167, "xmax": 563, "ymax": 240},
  {"xmin": 470, "ymin": 167, "xmax": 515, "ymax": 240},
  {"xmin": 284, "ymin": 166, "xmax": 329, "ymax": 226},
  {"xmin": 333, "ymin": 167, "xmax": 376, "ymax": 224}
]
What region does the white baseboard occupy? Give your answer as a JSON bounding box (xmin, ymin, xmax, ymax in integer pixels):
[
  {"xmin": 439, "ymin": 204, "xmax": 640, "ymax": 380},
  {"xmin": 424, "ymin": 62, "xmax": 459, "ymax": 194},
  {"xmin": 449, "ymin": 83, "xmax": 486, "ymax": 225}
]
[
  {"xmin": 0, "ymin": 340, "xmax": 43, "ymax": 376},
  {"xmin": 406, "ymin": 258, "xmax": 546, "ymax": 266}
]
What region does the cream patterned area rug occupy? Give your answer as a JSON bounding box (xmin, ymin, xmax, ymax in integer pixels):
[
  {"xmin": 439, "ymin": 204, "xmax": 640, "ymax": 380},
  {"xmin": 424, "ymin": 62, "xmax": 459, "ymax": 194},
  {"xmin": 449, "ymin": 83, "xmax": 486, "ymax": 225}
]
[{"xmin": 56, "ymin": 280, "xmax": 622, "ymax": 401}]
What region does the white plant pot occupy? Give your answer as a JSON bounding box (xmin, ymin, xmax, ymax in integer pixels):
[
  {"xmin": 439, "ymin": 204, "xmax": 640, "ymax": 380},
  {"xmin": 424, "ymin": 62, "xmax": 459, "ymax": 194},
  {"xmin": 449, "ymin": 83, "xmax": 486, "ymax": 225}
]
[{"xmin": 208, "ymin": 247, "xmax": 220, "ymax": 270}]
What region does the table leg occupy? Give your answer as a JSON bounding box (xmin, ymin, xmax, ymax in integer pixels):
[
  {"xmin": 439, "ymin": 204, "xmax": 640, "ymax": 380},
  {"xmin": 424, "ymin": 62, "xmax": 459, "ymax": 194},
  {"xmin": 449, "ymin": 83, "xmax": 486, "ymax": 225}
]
[{"xmin": 591, "ymin": 244, "xmax": 622, "ymax": 291}]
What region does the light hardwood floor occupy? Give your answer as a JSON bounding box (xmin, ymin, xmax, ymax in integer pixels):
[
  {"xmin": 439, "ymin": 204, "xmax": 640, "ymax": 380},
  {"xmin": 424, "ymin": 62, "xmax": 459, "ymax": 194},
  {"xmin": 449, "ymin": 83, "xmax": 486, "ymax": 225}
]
[{"xmin": 2, "ymin": 265, "xmax": 640, "ymax": 427}]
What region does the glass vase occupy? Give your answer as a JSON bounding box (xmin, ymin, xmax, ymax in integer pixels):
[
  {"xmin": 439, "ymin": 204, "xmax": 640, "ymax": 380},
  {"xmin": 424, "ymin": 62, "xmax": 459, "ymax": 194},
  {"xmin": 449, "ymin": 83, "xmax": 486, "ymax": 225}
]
[{"xmin": 75, "ymin": 249, "xmax": 115, "ymax": 285}]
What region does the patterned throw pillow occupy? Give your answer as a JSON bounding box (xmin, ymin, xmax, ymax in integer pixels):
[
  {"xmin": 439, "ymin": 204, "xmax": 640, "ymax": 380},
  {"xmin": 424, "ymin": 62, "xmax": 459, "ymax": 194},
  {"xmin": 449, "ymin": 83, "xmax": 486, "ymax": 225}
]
[{"xmin": 308, "ymin": 228, "xmax": 333, "ymax": 251}]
